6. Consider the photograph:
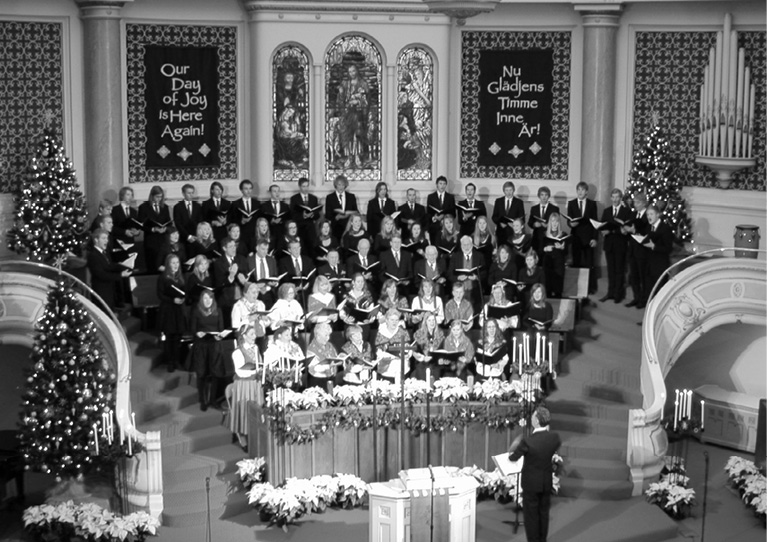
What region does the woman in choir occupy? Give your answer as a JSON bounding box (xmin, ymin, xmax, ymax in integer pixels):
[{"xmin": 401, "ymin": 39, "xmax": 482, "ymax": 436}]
[
  {"xmin": 472, "ymin": 215, "xmax": 496, "ymax": 266},
  {"xmin": 314, "ymin": 219, "xmax": 340, "ymax": 264},
  {"xmin": 340, "ymin": 324, "xmax": 373, "ymax": 385},
  {"xmin": 252, "ymin": 217, "xmax": 274, "ymax": 255},
  {"xmin": 190, "ymin": 290, "xmax": 225, "ymax": 411},
  {"xmin": 230, "ymin": 324, "xmax": 261, "ymax": 450},
  {"xmin": 517, "ymin": 250, "xmax": 546, "ymax": 306},
  {"xmin": 224, "ymin": 223, "xmax": 251, "ymax": 258},
  {"xmin": 525, "ymin": 283, "xmax": 554, "ymax": 334},
  {"xmin": 474, "ymin": 317, "xmax": 509, "ymax": 381},
  {"xmin": 487, "ymin": 244, "xmax": 518, "ymax": 302},
  {"xmin": 263, "ymin": 325, "xmax": 305, "ymax": 379},
  {"xmin": 439, "ymin": 319, "xmax": 475, "ymax": 382},
  {"xmin": 138, "ymin": 185, "xmax": 172, "ymax": 273},
  {"xmin": 268, "ymin": 282, "xmax": 305, "ymax": 331},
  {"xmin": 479, "ymin": 281, "xmax": 519, "ymax": 332},
  {"xmin": 542, "ymin": 212, "xmax": 568, "ymax": 298},
  {"xmin": 403, "ymin": 221, "xmax": 429, "ymax": 262},
  {"xmin": 156, "ymin": 226, "xmax": 188, "ymax": 273},
  {"xmin": 278, "ymin": 219, "xmax": 302, "ymax": 255},
  {"xmin": 231, "ymin": 282, "xmax": 268, "ymax": 350},
  {"xmin": 377, "ymin": 278, "xmax": 409, "ymax": 325},
  {"xmin": 435, "ymin": 214, "xmax": 459, "ymax": 262},
  {"xmin": 306, "ymin": 275, "xmax": 339, "ymax": 324},
  {"xmin": 190, "ymin": 221, "xmax": 219, "ymax": 260},
  {"xmin": 373, "ymin": 215, "xmax": 399, "ymax": 255},
  {"xmin": 410, "ymin": 279, "xmax": 445, "ymax": 327},
  {"xmin": 412, "ymin": 312, "xmax": 445, "ymax": 380},
  {"xmin": 339, "ymin": 273, "xmax": 377, "ymax": 334},
  {"xmin": 156, "ymin": 253, "xmax": 186, "ymax": 372},
  {"xmin": 341, "ymin": 212, "xmax": 368, "ymax": 257},
  {"xmin": 509, "ymin": 217, "xmax": 532, "ymax": 271},
  {"xmin": 306, "ymin": 321, "xmax": 341, "ymax": 389},
  {"xmin": 186, "ymin": 255, "xmax": 214, "ymax": 307},
  {"xmin": 444, "ymin": 281, "xmax": 474, "ymax": 332},
  {"xmin": 374, "ymin": 308, "xmax": 411, "ymax": 381}
]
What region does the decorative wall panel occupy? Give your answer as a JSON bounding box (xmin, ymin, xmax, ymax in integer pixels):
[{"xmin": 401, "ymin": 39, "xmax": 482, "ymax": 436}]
[{"xmin": 273, "ymin": 45, "xmax": 309, "ymax": 182}]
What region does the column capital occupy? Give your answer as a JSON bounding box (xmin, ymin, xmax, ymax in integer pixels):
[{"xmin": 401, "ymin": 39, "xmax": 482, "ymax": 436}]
[
  {"xmin": 574, "ymin": 3, "xmax": 623, "ymax": 26},
  {"xmin": 75, "ymin": 0, "xmax": 133, "ymax": 19},
  {"xmin": 424, "ymin": 0, "xmax": 501, "ymax": 26}
]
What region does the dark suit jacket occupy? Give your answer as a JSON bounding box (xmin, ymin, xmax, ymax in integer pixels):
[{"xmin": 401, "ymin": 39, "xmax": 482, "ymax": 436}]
[
  {"xmin": 397, "ymin": 202, "xmax": 427, "ymax": 233},
  {"xmin": 447, "ymin": 250, "xmax": 487, "ymax": 287},
  {"xmin": 366, "ymin": 197, "xmax": 397, "ymax": 238},
  {"xmin": 212, "ymin": 253, "xmax": 249, "ymax": 308},
  {"xmin": 528, "ymin": 203, "xmax": 560, "ymax": 231},
  {"xmin": 137, "ymin": 202, "xmax": 172, "ymax": 252},
  {"xmin": 647, "ymin": 220, "xmax": 674, "ymax": 277},
  {"xmin": 229, "ymin": 197, "xmax": 260, "ymax": 242},
  {"xmin": 414, "ymin": 259, "xmax": 446, "ymax": 283},
  {"xmin": 244, "ymin": 254, "xmax": 279, "ymax": 282},
  {"xmin": 279, "ymin": 255, "xmax": 316, "ymax": 285},
  {"xmin": 290, "ymin": 193, "xmax": 321, "ymax": 231},
  {"xmin": 628, "ymin": 209, "xmax": 651, "ymax": 260},
  {"xmin": 510, "ymin": 429, "xmax": 562, "ymax": 493},
  {"xmin": 600, "ymin": 204, "xmax": 632, "ymax": 253},
  {"xmin": 491, "ymin": 196, "xmax": 525, "ymax": 229},
  {"xmin": 111, "ymin": 204, "xmax": 140, "ymax": 243},
  {"xmin": 325, "ymin": 191, "xmax": 359, "ymax": 239},
  {"xmin": 201, "ymin": 197, "xmax": 232, "ymax": 241},
  {"xmin": 173, "ymin": 200, "xmax": 203, "ymax": 244},
  {"xmin": 566, "ymin": 198, "xmax": 599, "ymax": 246},
  {"xmin": 346, "ymin": 253, "xmax": 379, "ymax": 277},
  {"xmin": 87, "ymin": 248, "xmax": 124, "ymax": 306},
  {"xmin": 260, "ymin": 200, "xmax": 290, "ymax": 229},
  {"xmin": 426, "ymin": 192, "xmax": 456, "ymax": 221},
  {"xmin": 457, "ymin": 199, "xmax": 487, "ymax": 237},
  {"xmin": 378, "ymin": 249, "xmax": 413, "ymax": 283}
]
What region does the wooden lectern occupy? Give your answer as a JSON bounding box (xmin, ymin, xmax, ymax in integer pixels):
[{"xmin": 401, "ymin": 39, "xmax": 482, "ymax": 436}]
[{"xmin": 368, "ymin": 467, "xmax": 479, "ymax": 542}]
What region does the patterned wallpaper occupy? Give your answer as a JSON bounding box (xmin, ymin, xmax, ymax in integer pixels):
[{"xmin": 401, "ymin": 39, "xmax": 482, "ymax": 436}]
[
  {"xmin": 0, "ymin": 21, "xmax": 64, "ymax": 194},
  {"xmin": 633, "ymin": 30, "xmax": 765, "ymax": 191},
  {"xmin": 460, "ymin": 30, "xmax": 571, "ymax": 180},
  {"xmin": 125, "ymin": 24, "xmax": 238, "ymax": 184}
]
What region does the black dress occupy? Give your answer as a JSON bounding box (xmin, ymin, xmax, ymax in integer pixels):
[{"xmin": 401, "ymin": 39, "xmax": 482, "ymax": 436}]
[
  {"xmin": 542, "ymin": 235, "xmax": 568, "ymax": 298},
  {"xmin": 189, "ymin": 308, "xmax": 226, "ymax": 378},
  {"xmin": 157, "ymin": 274, "xmax": 187, "ymax": 335}
]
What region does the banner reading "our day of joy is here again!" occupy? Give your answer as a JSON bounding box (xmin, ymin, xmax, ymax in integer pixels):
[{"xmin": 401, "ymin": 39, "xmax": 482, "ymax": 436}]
[
  {"xmin": 144, "ymin": 45, "xmax": 220, "ymax": 168},
  {"xmin": 477, "ymin": 50, "xmax": 554, "ymax": 167}
]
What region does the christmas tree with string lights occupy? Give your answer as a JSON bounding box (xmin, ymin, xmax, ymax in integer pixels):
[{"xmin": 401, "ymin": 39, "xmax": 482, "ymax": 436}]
[
  {"xmin": 7, "ymin": 130, "xmax": 88, "ymax": 264},
  {"xmin": 18, "ymin": 279, "xmax": 122, "ymax": 479},
  {"xmin": 624, "ymin": 113, "xmax": 693, "ymax": 245}
]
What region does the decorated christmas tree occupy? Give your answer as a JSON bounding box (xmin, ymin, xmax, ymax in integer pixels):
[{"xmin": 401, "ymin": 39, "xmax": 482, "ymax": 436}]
[
  {"xmin": 18, "ymin": 279, "xmax": 122, "ymax": 479},
  {"xmin": 7, "ymin": 130, "xmax": 88, "ymax": 264},
  {"xmin": 625, "ymin": 114, "xmax": 693, "ymax": 244}
]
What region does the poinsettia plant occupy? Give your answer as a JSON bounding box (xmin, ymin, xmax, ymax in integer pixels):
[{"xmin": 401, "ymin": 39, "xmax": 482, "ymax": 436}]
[{"xmin": 725, "ymin": 456, "xmax": 767, "ymax": 523}]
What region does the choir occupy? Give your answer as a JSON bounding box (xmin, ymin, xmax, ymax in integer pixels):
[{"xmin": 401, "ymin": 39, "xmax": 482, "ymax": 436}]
[{"xmin": 87, "ymin": 176, "xmax": 675, "ymax": 450}]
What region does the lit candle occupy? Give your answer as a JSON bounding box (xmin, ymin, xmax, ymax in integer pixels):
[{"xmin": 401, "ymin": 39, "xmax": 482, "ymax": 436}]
[
  {"xmin": 426, "ymin": 368, "xmax": 432, "ymax": 388},
  {"xmin": 101, "ymin": 413, "xmax": 107, "ymax": 438},
  {"xmin": 700, "ymin": 400, "xmax": 705, "ymax": 430},
  {"xmin": 673, "ymin": 401, "xmax": 678, "ymax": 431},
  {"xmin": 294, "ymin": 359, "xmax": 299, "ymax": 383},
  {"xmin": 261, "ymin": 362, "xmax": 266, "ymax": 384},
  {"xmin": 127, "ymin": 432, "xmax": 132, "ymax": 456},
  {"xmin": 535, "ymin": 332, "xmax": 540, "ymax": 363},
  {"xmin": 548, "ymin": 342, "xmax": 553, "ymax": 371},
  {"xmin": 518, "ymin": 344, "xmax": 523, "ymax": 374},
  {"xmin": 93, "ymin": 424, "xmax": 99, "ymax": 455},
  {"xmin": 512, "ymin": 336, "xmax": 517, "ymax": 365},
  {"xmin": 687, "ymin": 390, "xmax": 693, "ymax": 418}
]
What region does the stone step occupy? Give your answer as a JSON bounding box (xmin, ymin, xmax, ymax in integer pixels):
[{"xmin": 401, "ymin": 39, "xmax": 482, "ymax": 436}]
[
  {"xmin": 560, "ymin": 363, "xmax": 641, "ymax": 389},
  {"xmin": 161, "ymin": 424, "xmax": 234, "ymax": 458},
  {"xmin": 141, "ymin": 403, "xmax": 224, "ymax": 439},
  {"xmin": 546, "ymin": 397, "xmax": 629, "ymax": 422},
  {"xmin": 572, "ymin": 335, "xmax": 641, "ymax": 358},
  {"xmin": 134, "ymin": 385, "xmax": 198, "ymax": 425},
  {"xmin": 557, "ymin": 476, "xmax": 634, "ymax": 500},
  {"xmin": 549, "ymin": 413, "xmax": 627, "ymax": 438},
  {"xmin": 557, "ymin": 431, "xmax": 627, "ymax": 461},
  {"xmin": 560, "ymin": 456, "xmax": 631, "ymax": 480}
]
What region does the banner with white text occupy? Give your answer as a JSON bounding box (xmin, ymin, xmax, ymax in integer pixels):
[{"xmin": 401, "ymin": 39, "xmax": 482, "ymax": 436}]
[
  {"xmin": 144, "ymin": 45, "xmax": 220, "ymax": 168},
  {"xmin": 477, "ymin": 49, "xmax": 553, "ymax": 167}
]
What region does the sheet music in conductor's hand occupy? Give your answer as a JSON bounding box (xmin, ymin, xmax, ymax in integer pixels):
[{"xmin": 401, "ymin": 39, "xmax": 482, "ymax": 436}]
[{"xmin": 492, "ymin": 453, "xmax": 524, "ymax": 476}]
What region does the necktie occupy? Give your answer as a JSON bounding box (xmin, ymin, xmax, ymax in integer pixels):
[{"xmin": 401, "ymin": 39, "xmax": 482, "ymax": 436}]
[
  {"xmin": 245, "ymin": 199, "xmax": 250, "ymax": 213},
  {"xmin": 541, "ymin": 204, "xmax": 546, "ymax": 217},
  {"xmin": 410, "ymin": 203, "xmax": 414, "ymax": 213},
  {"xmin": 579, "ymin": 200, "xmax": 584, "ymax": 216},
  {"xmin": 362, "ymin": 257, "xmax": 367, "ymax": 268},
  {"xmin": 273, "ymin": 201, "xmax": 278, "ymax": 214},
  {"xmin": 469, "ymin": 200, "xmax": 473, "ymax": 208},
  {"xmin": 394, "ymin": 252, "xmax": 400, "ymax": 266},
  {"xmin": 465, "ymin": 253, "xmax": 471, "ymax": 266},
  {"xmin": 215, "ymin": 199, "xmax": 220, "ymax": 210},
  {"xmin": 187, "ymin": 202, "xmax": 192, "ymax": 215},
  {"xmin": 380, "ymin": 199, "xmax": 385, "ymax": 211},
  {"xmin": 123, "ymin": 204, "xmax": 129, "ymax": 216},
  {"xmin": 303, "ymin": 195, "xmax": 308, "ymax": 204},
  {"xmin": 294, "ymin": 257, "xmax": 301, "ymax": 274},
  {"xmin": 439, "ymin": 193, "xmax": 443, "ymax": 206},
  {"xmin": 154, "ymin": 204, "xmax": 159, "ymax": 214},
  {"xmin": 505, "ymin": 199, "xmax": 510, "ymax": 212},
  {"xmin": 613, "ymin": 206, "xmax": 618, "ymax": 217},
  {"xmin": 259, "ymin": 257, "xmax": 267, "ymax": 279},
  {"xmin": 332, "ymin": 265, "xmax": 337, "ymax": 274},
  {"xmin": 340, "ymin": 194, "xmax": 345, "ymax": 210}
]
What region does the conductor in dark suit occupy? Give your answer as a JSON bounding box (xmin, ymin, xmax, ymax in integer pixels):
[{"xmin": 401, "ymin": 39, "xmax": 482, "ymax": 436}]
[
  {"xmin": 509, "ymin": 406, "xmax": 562, "ymax": 542},
  {"xmin": 565, "ymin": 182, "xmax": 599, "ymax": 294},
  {"xmin": 492, "ymin": 181, "xmax": 525, "ymax": 246}
]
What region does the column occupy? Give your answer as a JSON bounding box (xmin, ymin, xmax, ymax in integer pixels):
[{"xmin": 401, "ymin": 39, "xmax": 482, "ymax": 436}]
[
  {"xmin": 575, "ymin": 5, "xmax": 622, "ymax": 204},
  {"xmin": 76, "ymin": 1, "xmax": 132, "ymax": 213}
]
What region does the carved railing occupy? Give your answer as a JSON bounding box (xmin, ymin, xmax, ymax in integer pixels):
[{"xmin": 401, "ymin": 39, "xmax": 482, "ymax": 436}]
[
  {"xmin": 0, "ymin": 261, "xmax": 163, "ymax": 518},
  {"xmin": 627, "ymin": 249, "xmax": 766, "ymax": 495}
]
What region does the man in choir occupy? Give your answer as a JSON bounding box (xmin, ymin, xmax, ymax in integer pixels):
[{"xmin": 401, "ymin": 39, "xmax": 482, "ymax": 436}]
[
  {"xmin": 414, "ymin": 245, "xmax": 447, "ymax": 297},
  {"xmin": 397, "ymin": 188, "xmax": 427, "ymax": 236},
  {"xmin": 566, "ymin": 182, "xmax": 599, "ymax": 294},
  {"xmin": 230, "ymin": 179, "xmax": 259, "ymax": 248},
  {"xmin": 261, "ymin": 184, "xmax": 290, "ymax": 240},
  {"xmin": 213, "ymin": 236, "xmax": 249, "ymax": 327},
  {"xmin": 317, "ymin": 248, "xmax": 349, "ymax": 300},
  {"xmin": 444, "ymin": 281, "xmax": 474, "ymax": 332},
  {"xmin": 426, "ymin": 175, "xmax": 456, "ymax": 242},
  {"xmin": 509, "ymin": 405, "xmax": 561, "ymax": 542},
  {"xmin": 247, "ymin": 238, "xmax": 279, "ymax": 308},
  {"xmin": 599, "ymin": 188, "xmax": 632, "ymax": 303},
  {"xmin": 448, "ymin": 235, "xmax": 487, "ymax": 310},
  {"xmin": 378, "ymin": 234, "xmax": 413, "ymax": 287},
  {"xmin": 644, "ymin": 204, "xmax": 675, "ymax": 303},
  {"xmin": 111, "ymin": 186, "xmax": 141, "ymax": 244},
  {"xmin": 346, "ymin": 237, "xmax": 378, "ymax": 290},
  {"xmin": 625, "ymin": 193, "xmax": 650, "ymax": 309},
  {"xmin": 528, "ymin": 186, "xmax": 559, "ymax": 258},
  {"xmin": 457, "ymin": 182, "xmax": 487, "ymax": 237},
  {"xmin": 88, "ymin": 229, "xmax": 131, "ymax": 307},
  {"xmin": 492, "ymin": 181, "xmax": 525, "ymax": 246},
  {"xmin": 289, "ymin": 177, "xmax": 320, "ymax": 246},
  {"xmin": 173, "ymin": 183, "xmax": 203, "ymax": 252},
  {"xmin": 201, "ymin": 181, "xmax": 232, "ymax": 242},
  {"xmin": 366, "ymin": 181, "xmax": 397, "ymax": 238},
  {"xmin": 280, "ymin": 239, "xmax": 315, "ymax": 294},
  {"xmin": 325, "ymin": 174, "xmax": 358, "ymax": 240},
  {"xmin": 306, "ymin": 321, "xmax": 341, "ymax": 389}
]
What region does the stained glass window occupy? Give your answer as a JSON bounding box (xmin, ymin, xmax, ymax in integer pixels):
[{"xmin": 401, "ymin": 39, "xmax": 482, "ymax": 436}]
[
  {"xmin": 325, "ymin": 35, "xmax": 382, "ymax": 183},
  {"xmin": 273, "ymin": 45, "xmax": 309, "ymax": 182},
  {"xmin": 396, "ymin": 47, "xmax": 434, "ymax": 181}
]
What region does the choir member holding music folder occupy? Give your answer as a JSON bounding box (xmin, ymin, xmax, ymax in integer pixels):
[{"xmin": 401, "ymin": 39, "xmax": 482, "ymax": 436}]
[
  {"xmin": 397, "ymin": 188, "xmax": 427, "ymax": 235},
  {"xmin": 426, "ymin": 176, "xmax": 456, "ymax": 241},
  {"xmin": 594, "ymin": 188, "xmax": 632, "ymax": 303},
  {"xmin": 201, "ymin": 181, "xmax": 232, "ymax": 242},
  {"xmin": 565, "ymin": 181, "xmax": 599, "ymax": 294},
  {"xmin": 261, "ymin": 184, "xmax": 291, "ymax": 241},
  {"xmin": 528, "ymin": 186, "xmax": 559, "ymax": 259},
  {"xmin": 366, "ymin": 181, "xmax": 398, "ymax": 239},
  {"xmin": 138, "ymin": 185, "xmax": 173, "ymax": 273},
  {"xmin": 290, "ymin": 177, "xmax": 321, "ymax": 246},
  {"xmin": 456, "ymin": 183, "xmax": 486, "ymax": 237},
  {"xmin": 230, "ymin": 179, "xmax": 259, "ymax": 247},
  {"xmin": 492, "ymin": 181, "xmax": 525, "ymax": 246},
  {"xmin": 157, "ymin": 253, "xmax": 187, "ymax": 373}
]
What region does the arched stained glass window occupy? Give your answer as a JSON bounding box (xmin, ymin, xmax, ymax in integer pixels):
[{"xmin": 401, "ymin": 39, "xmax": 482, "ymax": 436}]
[
  {"xmin": 273, "ymin": 45, "xmax": 309, "ymax": 182},
  {"xmin": 397, "ymin": 47, "xmax": 434, "ymax": 180},
  {"xmin": 325, "ymin": 35, "xmax": 382, "ymax": 182}
]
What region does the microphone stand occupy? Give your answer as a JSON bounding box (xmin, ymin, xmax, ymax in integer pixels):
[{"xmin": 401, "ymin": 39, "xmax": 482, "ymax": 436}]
[
  {"xmin": 399, "ymin": 334, "xmax": 406, "ymax": 473},
  {"xmin": 428, "ymin": 464, "xmax": 436, "ymax": 542},
  {"xmin": 204, "ymin": 476, "xmax": 212, "ymax": 542},
  {"xmin": 701, "ymin": 451, "xmax": 710, "ymax": 542}
]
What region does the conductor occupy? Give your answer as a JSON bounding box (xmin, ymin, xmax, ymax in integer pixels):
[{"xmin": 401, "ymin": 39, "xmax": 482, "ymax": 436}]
[{"xmin": 509, "ymin": 406, "xmax": 561, "ymax": 542}]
